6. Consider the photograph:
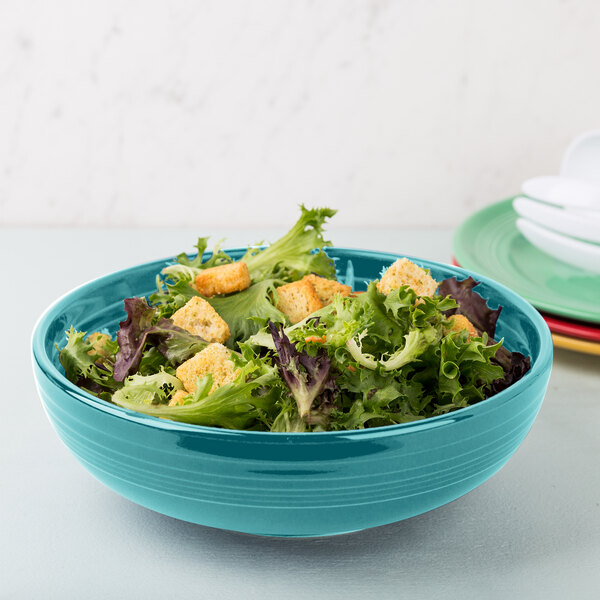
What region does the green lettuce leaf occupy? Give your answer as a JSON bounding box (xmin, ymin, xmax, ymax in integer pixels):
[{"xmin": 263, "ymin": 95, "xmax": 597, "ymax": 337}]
[
  {"xmin": 149, "ymin": 276, "xmax": 199, "ymax": 319},
  {"xmin": 112, "ymin": 370, "xmax": 183, "ymax": 406},
  {"xmin": 270, "ymin": 399, "xmax": 309, "ymax": 432},
  {"xmin": 207, "ymin": 279, "xmax": 287, "ymax": 348},
  {"xmin": 111, "ymin": 362, "xmax": 280, "ymax": 429},
  {"xmin": 354, "ymin": 282, "xmax": 408, "ymax": 348},
  {"xmin": 380, "ymin": 326, "xmax": 440, "ymax": 371},
  {"xmin": 137, "ymin": 346, "xmax": 172, "ymax": 376},
  {"xmin": 242, "ymin": 206, "xmax": 336, "ymax": 282},
  {"xmin": 59, "ymin": 328, "xmax": 122, "ymax": 395},
  {"xmin": 432, "ymin": 332, "xmax": 505, "ymax": 413}
]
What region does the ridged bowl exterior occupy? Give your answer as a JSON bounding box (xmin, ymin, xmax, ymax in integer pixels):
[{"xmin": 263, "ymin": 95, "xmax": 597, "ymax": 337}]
[{"xmin": 32, "ymin": 248, "xmax": 553, "ymax": 537}]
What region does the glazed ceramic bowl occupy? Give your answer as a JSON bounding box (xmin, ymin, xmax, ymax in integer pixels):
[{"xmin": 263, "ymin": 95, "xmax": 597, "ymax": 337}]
[
  {"xmin": 561, "ymin": 129, "xmax": 600, "ymax": 184},
  {"xmin": 32, "ymin": 248, "xmax": 553, "ymax": 537}
]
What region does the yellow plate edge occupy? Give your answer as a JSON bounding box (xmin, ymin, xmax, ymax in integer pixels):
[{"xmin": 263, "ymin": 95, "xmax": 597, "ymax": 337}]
[{"xmin": 552, "ymin": 333, "xmax": 600, "ymax": 356}]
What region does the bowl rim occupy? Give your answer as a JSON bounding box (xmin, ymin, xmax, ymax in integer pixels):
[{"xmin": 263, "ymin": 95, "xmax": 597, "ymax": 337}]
[{"xmin": 32, "ymin": 246, "xmax": 553, "ymax": 440}]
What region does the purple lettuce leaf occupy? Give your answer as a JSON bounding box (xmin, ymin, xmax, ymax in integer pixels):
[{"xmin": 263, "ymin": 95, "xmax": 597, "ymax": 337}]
[
  {"xmin": 114, "ymin": 298, "xmax": 155, "ymax": 381},
  {"xmin": 438, "ymin": 276, "xmax": 501, "ymax": 338},
  {"xmin": 114, "ymin": 297, "xmax": 207, "ymax": 381},
  {"xmin": 490, "ymin": 352, "xmax": 531, "ymax": 395},
  {"xmin": 268, "ymin": 321, "xmax": 338, "ymax": 420}
]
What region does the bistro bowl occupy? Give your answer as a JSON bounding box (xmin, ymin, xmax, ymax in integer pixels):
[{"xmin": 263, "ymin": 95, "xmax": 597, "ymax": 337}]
[{"xmin": 32, "ymin": 247, "xmax": 553, "ymax": 537}]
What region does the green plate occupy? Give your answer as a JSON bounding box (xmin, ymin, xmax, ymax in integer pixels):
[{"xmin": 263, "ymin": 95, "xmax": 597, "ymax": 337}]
[{"xmin": 454, "ymin": 198, "xmax": 600, "ymax": 324}]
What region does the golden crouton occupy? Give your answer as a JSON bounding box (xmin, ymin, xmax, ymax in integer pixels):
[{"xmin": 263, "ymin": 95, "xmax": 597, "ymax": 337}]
[
  {"xmin": 377, "ymin": 258, "xmax": 438, "ymax": 297},
  {"xmin": 175, "ymin": 343, "xmax": 238, "ymax": 394},
  {"xmin": 276, "ymin": 279, "xmax": 323, "ymax": 324},
  {"xmin": 445, "ymin": 314, "xmax": 479, "ymax": 339},
  {"xmin": 171, "ymin": 296, "xmax": 230, "ymax": 344},
  {"xmin": 302, "ymin": 274, "xmax": 352, "ymax": 305},
  {"xmin": 194, "ymin": 261, "xmax": 251, "ymax": 297},
  {"xmin": 168, "ymin": 389, "xmax": 190, "ymax": 406},
  {"xmin": 87, "ymin": 332, "xmax": 112, "ymax": 358}
]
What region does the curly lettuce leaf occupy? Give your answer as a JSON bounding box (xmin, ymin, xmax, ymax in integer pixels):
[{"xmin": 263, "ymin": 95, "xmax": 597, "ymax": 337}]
[
  {"xmin": 148, "ymin": 239, "xmax": 235, "ymax": 317},
  {"xmin": 353, "ymin": 282, "xmax": 408, "ymax": 348},
  {"xmin": 316, "ymin": 294, "xmax": 372, "ymax": 349},
  {"xmin": 344, "ymin": 285, "xmax": 448, "ymax": 371},
  {"xmin": 379, "ymin": 326, "xmax": 440, "ymax": 371},
  {"xmin": 246, "ymin": 311, "xmax": 330, "ymax": 351},
  {"xmin": 345, "ymin": 332, "xmax": 378, "ymax": 369},
  {"xmin": 59, "ymin": 328, "xmax": 122, "ymax": 396},
  {"xmin": 432, "ymin": 332, "xmax": 505, "ymax": 413},
  {"xmin": 242, "ymin": 206, "xmax": 336, "ymax": 282},
  {"xmin": 331, "ymin": 368, "xmax": 430, "ymax": 430},
  {"xmin": 249, "ymin": 293, "xmax": 372, "ymax": 354},
  {"xmin": 149, "ymin": 276, "xmax": 199, "ymax": 319}
]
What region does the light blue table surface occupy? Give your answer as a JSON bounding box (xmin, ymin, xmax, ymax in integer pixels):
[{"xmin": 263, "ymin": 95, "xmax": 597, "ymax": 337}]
[{"xmin": 1, "ymin": 227, "xmax": 599, "ymax": 600}]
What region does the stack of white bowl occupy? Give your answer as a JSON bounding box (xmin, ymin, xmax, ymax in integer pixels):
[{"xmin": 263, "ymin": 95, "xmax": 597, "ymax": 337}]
[{"xmin": 513, "ymin": 131, "xmax": 600, "ymax": 275}]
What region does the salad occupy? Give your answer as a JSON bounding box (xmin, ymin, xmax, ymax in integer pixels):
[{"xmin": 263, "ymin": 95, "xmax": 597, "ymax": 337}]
[{"xmin": 59, "ymin": 207, "xmax": 530, "ymax": 432}]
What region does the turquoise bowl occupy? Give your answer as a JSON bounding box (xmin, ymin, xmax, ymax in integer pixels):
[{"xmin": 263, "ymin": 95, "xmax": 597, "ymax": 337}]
[{"xmin": 32, "ymin": 248, "xmax": 553, "ymax": 537}]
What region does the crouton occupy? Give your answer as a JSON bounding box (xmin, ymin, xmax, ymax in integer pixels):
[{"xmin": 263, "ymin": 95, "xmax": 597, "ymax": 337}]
[
  {"xmin": 175, "ymin": 343, "xmax": 238, "ymax": 394},
  {"xmin": 168, "ymin": 389, "xmax": 190, "ymax": 407},
  {"xmin": 302, "ymin": 274, "xmax": 352, "ymax": 305},
  {"xmin": 87, "ymin": 332, "xmax": 112, "ymax": 358},
  {"xmin": 445, "ymin": 314, "xmax": 479, "ymax": 339},
  {"xmin": 171, "ymin": 296, "xmax": 230, "ymax": 344},
  {"xmin": 377, "ymin": 258, "xmax": 438, "ymax": 297},
  {"xmin": 276, "ymin": 279, "xmax": 323, "ymax": 324},
  {"xmin": 193, "ymin": 261, "xmax": 251, "ymax": 297}
]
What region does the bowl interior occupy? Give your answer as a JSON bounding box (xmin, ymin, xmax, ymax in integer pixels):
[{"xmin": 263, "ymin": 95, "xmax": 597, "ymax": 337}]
[{"xmin": 34, "ymin": 247, "xmax": 550, "ymax": 430}]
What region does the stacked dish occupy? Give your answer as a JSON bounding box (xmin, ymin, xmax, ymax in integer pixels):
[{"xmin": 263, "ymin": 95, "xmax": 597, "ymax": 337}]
[{"xmin": 453, "ymin": 131, "xmax": 600, "ymax": 356}]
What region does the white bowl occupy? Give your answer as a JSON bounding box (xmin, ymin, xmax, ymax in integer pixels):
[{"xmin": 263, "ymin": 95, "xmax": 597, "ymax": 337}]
[
  {"xmin": 516, "ymin": 218, "xmax": 600, "ymax": 275},
  {"xmin": 561, "ymin": 130, "xmax": 600, "ymax": 185}
]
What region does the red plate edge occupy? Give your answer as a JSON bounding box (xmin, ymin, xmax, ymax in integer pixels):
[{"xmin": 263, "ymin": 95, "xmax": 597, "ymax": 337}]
[{"xmin": 450, "ymin": 256, "xmax": 600, "ymax": 342}]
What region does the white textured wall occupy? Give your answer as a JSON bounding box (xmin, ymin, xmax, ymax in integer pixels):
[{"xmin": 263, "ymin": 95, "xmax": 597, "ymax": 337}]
[{"xmin": 1, "ymin": 0, "xmax": 599, "ymax": 228}]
